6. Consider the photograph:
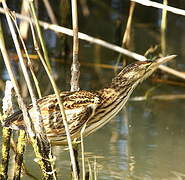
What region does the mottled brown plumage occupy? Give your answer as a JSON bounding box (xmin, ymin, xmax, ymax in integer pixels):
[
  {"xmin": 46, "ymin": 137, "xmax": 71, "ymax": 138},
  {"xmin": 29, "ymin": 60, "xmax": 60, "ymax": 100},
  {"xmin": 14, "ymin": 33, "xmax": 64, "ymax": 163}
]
[{"xmin": 3, "ymin": 56, "xmax": 175, "ymax": 144}]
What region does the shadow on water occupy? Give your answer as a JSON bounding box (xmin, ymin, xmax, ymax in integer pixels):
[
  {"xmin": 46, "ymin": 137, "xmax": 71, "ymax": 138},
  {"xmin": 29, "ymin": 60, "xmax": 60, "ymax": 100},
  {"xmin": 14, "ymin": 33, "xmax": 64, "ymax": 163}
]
[{"xmin": 1, "ymin": 0, "xmax": 185, "ymax": 179}]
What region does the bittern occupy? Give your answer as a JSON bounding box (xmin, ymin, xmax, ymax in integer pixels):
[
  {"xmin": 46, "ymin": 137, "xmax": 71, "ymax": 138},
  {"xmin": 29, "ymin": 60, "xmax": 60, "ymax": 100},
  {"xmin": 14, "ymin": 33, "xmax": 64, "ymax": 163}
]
[{"xmin": 4, "ymin": 55, "xmax": 175, "ymax": 145}]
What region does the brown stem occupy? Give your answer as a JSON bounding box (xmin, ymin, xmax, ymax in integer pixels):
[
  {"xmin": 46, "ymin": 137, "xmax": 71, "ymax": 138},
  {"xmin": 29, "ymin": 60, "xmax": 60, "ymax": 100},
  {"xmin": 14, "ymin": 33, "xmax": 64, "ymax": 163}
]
[
  {"xmin": 0, "ymin": 128, "xmax": 12, "ymax": 180},
  {"xmin": 70, "ymin": 0, "xmax": 80, "ymax": 92},
  {"xmin": 70, "ymin": 1, "xmax": 80, "ymax": 179},
  {"xmin": 1, "ymin": 1, "xmax": 57, "ymax": 178},
  {"xmin": 13, "ymin": 130, "xmax": 26, "ymax": 180}
]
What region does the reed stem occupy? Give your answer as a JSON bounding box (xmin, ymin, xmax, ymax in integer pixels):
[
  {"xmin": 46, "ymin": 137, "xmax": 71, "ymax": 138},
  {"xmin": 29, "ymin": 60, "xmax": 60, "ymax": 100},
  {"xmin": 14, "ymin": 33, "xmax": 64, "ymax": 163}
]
[
  {"xmin": 1, "ymin": 1, "xmax": 56, "ymax": 178},
  {"xmin": 70, "ymin": 1, "xmax": 80, "ymax": 178},
  {"xmin": 42, "ymin": 0, "xmax": 58, "ymax": 24},
  {"xmin": 28, "ymin": 0, "xmax": 52, "ymax": 72},
  {"xmin": 70, "ymin": 0, "xmax": 80, "ymax": 92},
  {"xmin": 0, "ymin": 80, "xmax": 14, "ymax": 179},
  {"xmin": 12, "ymin": 16, "xmax": 42, "ymax": 99},
  {"xmin": 30, "ymin": 19, "xmax": 78, "ymax": 177},
  {"xmin": 161, "ymin": 0, "xmax": 168, "ymax": 55},
  {"xmin": 115, "ymin": 1, "xmax": 136, "ymax": 73},
  {"xmin": 13, "ymin": 130, "xmax": 26, "ymax": 180},
  {"xmin": 0, "ymin": 128, "xmax": 12, "ymax": 180}
]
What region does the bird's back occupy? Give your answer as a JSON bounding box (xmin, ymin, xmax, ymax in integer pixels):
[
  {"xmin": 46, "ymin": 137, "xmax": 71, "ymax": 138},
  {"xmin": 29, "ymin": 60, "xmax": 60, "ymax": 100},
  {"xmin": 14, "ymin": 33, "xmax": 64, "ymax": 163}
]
[{"xmin": 3, "ymin": 90, "xmax": 102, "ymax": 144}]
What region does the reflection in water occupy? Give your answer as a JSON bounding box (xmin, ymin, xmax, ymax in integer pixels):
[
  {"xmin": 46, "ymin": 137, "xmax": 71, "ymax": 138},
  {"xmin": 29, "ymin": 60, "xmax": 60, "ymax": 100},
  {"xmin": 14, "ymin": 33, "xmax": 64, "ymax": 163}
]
[{"xmin": 128, "ymin": 100, "xmax": 185, "ymax": 180}]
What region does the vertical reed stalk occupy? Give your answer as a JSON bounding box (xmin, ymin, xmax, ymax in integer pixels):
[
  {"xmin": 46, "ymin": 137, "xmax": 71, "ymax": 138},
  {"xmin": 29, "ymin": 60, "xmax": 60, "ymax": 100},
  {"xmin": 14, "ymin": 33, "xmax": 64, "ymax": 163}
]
[
  {"xmin": 93, "ymin": 157, "xmax": 97, "ymax": 180},
  {"xmin": 0, "ymin": 16, "xmax": 24, "ymax": 180},
  {"xmin": 1, "ymin": 1, "xmax": 56, "ymax": 179},
  {"xmin": 60, "ymin": 0, "xmax": 70, "ymax": 57},
  {"xmin": 115, "ymin": 2, "xmax": 136, "ymax": 72},
  {"xmin": 12, "ymin": 16, "xmax": 42, "ymax": 98},
  {"xmin": 10, "ymin": 139, "xmax": 37, "ymax": 179},
  {"xmin": 28, "ymin": 0, "xmax": 52, "ymax": 72},
  {"xmin": 73, "ymin": 145, "xmax": 80, "ymax": 178},
  {"xmin": 87, "ymin": 160, "xmax": 93, "ymax": 179},
  {"xmin": 30, "ymin": 19, "xmax": 78, "ymax": 179},
  {"xmin": 79, "ymin": 0, "xmax": 89, "ymax": 16},
  {"xmin": 80, "ymin": 124, "xmax": 87, "ymax": 180},
  {"xmin": 122, "ymin": 2, "xmax": 136, "ymax": 48},
  {"xmin": 37, "ymin": 49, "xmax": 78, "ymax": 180},
  {"xmin": 19, "ymin": 0, "xmax": 30, "ymax": 40},
  {"xmin": 70, "ymin": 1, "xmax": 81, "ymax": 178},
  {"xmin": 0, "ymin": 128, "xmax": 12, "ymax": 180},
  {"xmin": 70, "ymin": 0, "xmax": 80, "ymax": 92},
  {"xmin": 13, "ymin": 130, "xmax": 26, "ymax": 180},
  {"xmin": 42, "ymin": 0, "xmax": 58, "ymax": 24},
  {"xmin": 0, "ymin": 80, "xmax": 14, "ymax": 179},
  {"xmin": 0, "ymin": 20, "xmax": 14, "ymax": 180},
  {"xmin": 161, "ymin": 0, "xmax": 167, "ymax": 55}
]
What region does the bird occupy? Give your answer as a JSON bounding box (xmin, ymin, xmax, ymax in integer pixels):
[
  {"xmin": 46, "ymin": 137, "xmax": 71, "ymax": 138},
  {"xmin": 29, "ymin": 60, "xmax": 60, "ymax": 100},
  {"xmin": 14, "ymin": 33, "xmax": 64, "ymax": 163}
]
[{"xmin": 3, "ymin": 55, "xmax": 175, "ymax": 145}]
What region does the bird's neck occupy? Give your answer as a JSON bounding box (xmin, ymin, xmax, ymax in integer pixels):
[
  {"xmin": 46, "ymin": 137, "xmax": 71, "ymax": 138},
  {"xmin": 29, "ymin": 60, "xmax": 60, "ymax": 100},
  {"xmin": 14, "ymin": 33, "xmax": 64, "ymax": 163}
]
[
  {"xmin": 110, "ymin": 73, "xmax": 137, "ymax": 95},
  {"xmin": 97, "ymin": 88, "xmax": 118, "ymax": 105},
  {"xmin": 97, "ymin": 74, "xmax": 138, "ymax": 107}
]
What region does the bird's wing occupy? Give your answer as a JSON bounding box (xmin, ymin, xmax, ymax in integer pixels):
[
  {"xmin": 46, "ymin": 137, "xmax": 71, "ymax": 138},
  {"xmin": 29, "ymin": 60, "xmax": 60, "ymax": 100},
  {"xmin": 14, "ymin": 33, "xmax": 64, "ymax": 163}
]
[
  {"xmin": 3, "ymin": 91, "xmax": 101, "ymax": 137},
  {"xmin": 30, "ymin": 90, "xmax": 102, "ymax": 142},
  {"xmin": 44, "ymin": 104, "xmax": 97, "ymax": 143}
]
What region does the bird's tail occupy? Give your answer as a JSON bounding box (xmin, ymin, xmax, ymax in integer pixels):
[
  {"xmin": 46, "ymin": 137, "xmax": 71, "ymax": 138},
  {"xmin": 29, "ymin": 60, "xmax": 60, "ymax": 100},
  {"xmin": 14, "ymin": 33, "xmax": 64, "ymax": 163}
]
[{"xmin": 2, "ymin": 110, "xmax": 25, "ymax": 130}]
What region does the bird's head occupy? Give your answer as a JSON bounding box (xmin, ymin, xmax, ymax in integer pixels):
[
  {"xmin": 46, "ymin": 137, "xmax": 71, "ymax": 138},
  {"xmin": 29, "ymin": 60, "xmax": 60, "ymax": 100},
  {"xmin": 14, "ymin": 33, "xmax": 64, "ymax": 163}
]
[
  {"xmin": 123, "ymin": 55, "xmax": 176, "ymax": 83},
  {"xmin": 111, "ymin": 55, "xmax": 176, "ymax": 89}
]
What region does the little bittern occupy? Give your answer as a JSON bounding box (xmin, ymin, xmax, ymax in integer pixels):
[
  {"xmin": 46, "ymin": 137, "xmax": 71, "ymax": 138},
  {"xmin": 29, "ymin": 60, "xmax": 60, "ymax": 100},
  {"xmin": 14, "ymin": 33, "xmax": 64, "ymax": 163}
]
[{"xmin": 4, "ymin": 55, "xmax": 175, "ymax": 144}]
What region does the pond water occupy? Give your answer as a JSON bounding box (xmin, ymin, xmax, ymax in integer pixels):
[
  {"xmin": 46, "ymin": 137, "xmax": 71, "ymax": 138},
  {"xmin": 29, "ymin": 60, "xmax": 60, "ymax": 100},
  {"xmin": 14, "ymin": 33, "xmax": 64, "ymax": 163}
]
[{"xmin": 1, "ymin": 0, "xmax": 185, "ymax": 179}]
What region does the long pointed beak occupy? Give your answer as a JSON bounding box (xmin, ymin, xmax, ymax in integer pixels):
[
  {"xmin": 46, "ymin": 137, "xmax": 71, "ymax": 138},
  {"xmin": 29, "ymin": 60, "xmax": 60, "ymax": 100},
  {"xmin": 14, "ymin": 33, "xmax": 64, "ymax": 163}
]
[{"xmin": 155, "ymin": 55, "xmax": 177, "ymax": 66}]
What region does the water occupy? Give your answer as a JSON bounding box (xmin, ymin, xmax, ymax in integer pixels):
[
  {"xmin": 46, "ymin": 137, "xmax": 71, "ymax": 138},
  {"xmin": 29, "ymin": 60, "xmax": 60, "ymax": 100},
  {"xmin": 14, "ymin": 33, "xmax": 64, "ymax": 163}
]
[{"xmin": 1, "ymin": 0, "xmax": 185, "ymax": 179}]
